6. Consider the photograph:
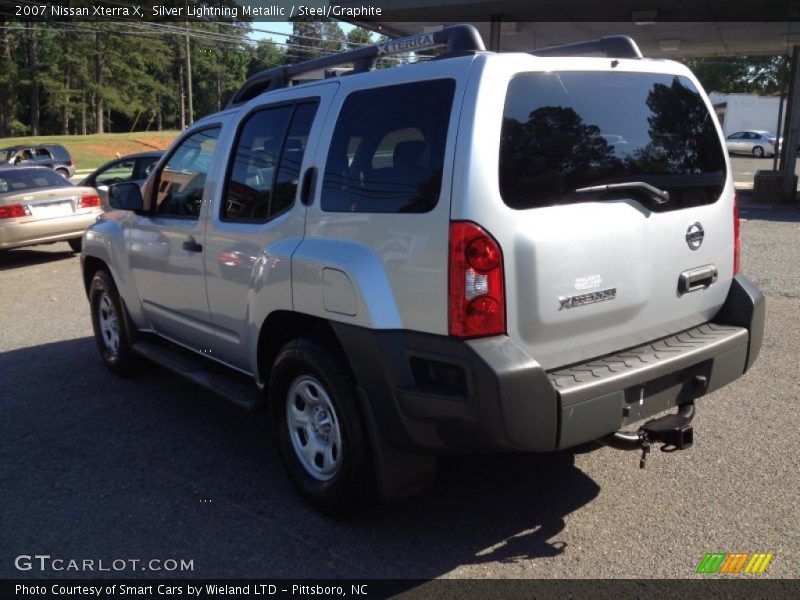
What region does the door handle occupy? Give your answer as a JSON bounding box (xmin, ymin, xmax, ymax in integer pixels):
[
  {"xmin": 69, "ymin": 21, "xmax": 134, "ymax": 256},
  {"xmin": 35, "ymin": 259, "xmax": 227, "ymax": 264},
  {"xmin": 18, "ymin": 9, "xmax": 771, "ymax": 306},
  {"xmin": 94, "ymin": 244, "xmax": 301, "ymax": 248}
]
[
  {"xmin": 300, "ymin": 166, "xmax": 317, "ymax": 206},
  {"xmin": 182, "ymin": 236, "xmax": 203, "ymax": 253},
  {"xmin": 679, "ymin": 264, "xmax": 717, "ymax": 294}
]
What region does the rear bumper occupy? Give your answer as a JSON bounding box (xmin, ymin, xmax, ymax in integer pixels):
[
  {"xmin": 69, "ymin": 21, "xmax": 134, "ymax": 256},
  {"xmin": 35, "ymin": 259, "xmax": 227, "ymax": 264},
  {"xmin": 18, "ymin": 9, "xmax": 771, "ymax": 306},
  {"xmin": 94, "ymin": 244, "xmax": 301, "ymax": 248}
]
[
  {"xmin": 0, "ymin": 212, "xmax": 98, "ymax": 250},
  {"xmin": 332, "ymin": 274, "xmax": 764, "ymax": 454}
]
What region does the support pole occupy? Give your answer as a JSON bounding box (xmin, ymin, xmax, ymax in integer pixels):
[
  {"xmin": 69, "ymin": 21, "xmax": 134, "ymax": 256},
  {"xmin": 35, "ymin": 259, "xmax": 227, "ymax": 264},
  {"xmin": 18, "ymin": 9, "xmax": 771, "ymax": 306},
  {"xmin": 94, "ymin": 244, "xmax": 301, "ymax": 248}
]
[
  {"xmin": 489, "ymin": 15, "xmax": 502, "ymax": 52},
  {"xmin": 779, "ymin": 45, "xmax": 800, "ymax": 203},
  {"xmin": 185, "ymin": 21, "xmax": 193, "ymax": 126}
]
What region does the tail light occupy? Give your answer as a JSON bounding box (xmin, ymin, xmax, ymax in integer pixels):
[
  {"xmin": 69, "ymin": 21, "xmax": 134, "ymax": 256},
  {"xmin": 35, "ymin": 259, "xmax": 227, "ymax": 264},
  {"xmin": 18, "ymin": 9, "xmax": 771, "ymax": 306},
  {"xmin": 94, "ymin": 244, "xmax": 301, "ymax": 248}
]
[
  {"xmin": 733, "ymin": 191, "xmax": 740, "ymax": 274},
  {"xmin": 449, "ymin": 221, "xmax": 505, "ymax": 338},
  {"xmin": 67, "ymin": 158, "xmax": 74, "ymax": 166},
  {"xmin": 0, "ymin": 204, "xmax": 30, "ymax": 219},
  {"xmin": 79, "ymin": 194, "xmax": 101, "ymax": 209}
]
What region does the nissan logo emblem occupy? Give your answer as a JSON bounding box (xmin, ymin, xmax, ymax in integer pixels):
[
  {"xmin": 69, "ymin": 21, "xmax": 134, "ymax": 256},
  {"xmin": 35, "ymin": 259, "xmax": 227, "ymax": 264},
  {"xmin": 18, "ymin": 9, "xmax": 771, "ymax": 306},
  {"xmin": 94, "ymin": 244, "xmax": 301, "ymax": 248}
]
[{"xmin": 686, "ymin": 222, "xmax": 704, "ymax": 250}]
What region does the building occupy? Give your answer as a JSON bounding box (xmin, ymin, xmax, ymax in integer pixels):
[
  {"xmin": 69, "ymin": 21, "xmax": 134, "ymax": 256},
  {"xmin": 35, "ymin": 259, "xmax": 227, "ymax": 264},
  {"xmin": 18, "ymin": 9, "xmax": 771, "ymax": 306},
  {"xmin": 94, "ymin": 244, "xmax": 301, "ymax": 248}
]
[{"xmin": 709, "ymin": 93, "xmax": 785, "ymax": 138}]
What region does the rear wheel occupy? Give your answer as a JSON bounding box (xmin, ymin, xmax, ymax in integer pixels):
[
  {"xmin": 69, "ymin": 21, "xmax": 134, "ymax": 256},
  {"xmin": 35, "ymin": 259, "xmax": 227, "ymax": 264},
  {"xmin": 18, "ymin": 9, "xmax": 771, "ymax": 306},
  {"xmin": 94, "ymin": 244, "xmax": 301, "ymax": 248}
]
[
  {"xmin": 89, "ymin": 270, "xmax": 140, "ymax": 376},
  {"xmin": 56, "ymin": 168, "xmax": 70, "ymax": 178},
  {"xmin": 269, "ymin": 337, "xmax": 374, "ymax": 514},
  {"xmin": 752, "ymin": 145, "xmax": 765, "ymax": 158},
  {"xmin": 67, "ymin": 238, "xmax": 82, "ymax": 253}
]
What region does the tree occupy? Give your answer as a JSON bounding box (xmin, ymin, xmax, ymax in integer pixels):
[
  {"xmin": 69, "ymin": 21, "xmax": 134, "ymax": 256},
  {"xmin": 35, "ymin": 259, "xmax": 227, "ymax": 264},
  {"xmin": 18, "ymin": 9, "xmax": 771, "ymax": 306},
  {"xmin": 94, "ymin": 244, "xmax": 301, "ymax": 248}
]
[
  {"xmin": 683, "ymin": 55, "xmax": 790, "ymax": 95},
  {"xmin": 248, "ymin": 39, "xmax": 284, "ymax": 77},
  {"xmin": 346, "ymin": 27, "xmax": 373, "ymax": 50},
  {"xmin": 0, "ymin": 17, "xmax": 19, "ymax": 136},
  {"xmin": 286, "ymin": 21, "xmax": 345, "ymax": 64}
]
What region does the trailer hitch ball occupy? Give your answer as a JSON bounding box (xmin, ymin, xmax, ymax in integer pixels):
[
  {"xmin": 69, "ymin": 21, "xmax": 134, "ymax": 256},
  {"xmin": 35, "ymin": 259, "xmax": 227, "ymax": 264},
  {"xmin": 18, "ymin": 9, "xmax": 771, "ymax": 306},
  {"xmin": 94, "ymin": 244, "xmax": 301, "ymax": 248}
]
[{"xmin": 601, "ymin": 402, "xmax": 695, "ymax": 468}]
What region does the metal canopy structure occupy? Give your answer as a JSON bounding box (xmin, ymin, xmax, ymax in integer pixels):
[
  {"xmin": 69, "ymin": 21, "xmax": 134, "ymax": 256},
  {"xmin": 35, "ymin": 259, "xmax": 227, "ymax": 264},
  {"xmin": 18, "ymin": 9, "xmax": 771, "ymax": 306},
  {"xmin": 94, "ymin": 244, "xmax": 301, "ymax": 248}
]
[
  {"xmin": 343, "ymin": 1, "xmax": 800, "ymax": 200},
  {"xmin": 359, "ymin": 21, "xmax": 800, "ymax": 59}
]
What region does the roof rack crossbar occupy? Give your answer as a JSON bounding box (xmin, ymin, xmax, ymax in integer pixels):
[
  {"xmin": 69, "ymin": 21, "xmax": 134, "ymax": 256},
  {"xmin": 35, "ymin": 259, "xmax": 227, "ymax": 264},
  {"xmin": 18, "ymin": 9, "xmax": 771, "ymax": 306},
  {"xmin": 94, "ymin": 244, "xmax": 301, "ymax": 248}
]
[
  {"xmin": 228, "ymin": 24, "xmax": 485, "ymax": 107},
  {"xmin": 530, "ymin": 36, "xmax": 642, "ymax": 60}
]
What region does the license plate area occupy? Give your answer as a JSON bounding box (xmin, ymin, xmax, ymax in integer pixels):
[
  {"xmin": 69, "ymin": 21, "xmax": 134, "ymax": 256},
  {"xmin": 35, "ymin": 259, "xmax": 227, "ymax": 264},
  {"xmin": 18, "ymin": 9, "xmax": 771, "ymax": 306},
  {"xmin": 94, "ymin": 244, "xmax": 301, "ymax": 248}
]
[
  {"xmin": 29, "ymin": 201, "xmax": 74, "ymax": 220},
  {"xmin": 621, "ymin": 360, "xmax": 711, "ymax": 425}
]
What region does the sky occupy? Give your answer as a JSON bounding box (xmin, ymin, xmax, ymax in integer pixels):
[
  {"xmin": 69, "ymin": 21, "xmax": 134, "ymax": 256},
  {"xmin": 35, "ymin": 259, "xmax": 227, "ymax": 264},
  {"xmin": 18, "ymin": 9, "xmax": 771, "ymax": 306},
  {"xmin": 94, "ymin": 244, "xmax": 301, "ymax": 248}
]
[{"xmin": 248, "ymin": 21, "xmax": 357, "ymax": 44}]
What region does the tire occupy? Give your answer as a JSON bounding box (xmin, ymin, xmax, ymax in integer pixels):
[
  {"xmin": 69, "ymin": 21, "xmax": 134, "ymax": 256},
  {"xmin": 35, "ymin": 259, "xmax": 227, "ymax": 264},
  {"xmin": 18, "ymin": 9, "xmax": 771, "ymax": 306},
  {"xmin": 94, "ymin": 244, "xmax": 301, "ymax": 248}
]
[
  {"xmin": 269, "ymin": 337, "xmax": 374, "ymax": 514},
  {"xmin": 89, "ymin": 270, "xmax": 140, "ymax": 377},
  {"xmin": 67, "ymin": 238, "xmax": 82, "ymax": 253},
  {"xmin": 752, "ymin": 146, "xmax": 765, "ymax": 158},
  {"xmin": 56, "ymin": 168, "xmax": 70, "ymax": 178}
]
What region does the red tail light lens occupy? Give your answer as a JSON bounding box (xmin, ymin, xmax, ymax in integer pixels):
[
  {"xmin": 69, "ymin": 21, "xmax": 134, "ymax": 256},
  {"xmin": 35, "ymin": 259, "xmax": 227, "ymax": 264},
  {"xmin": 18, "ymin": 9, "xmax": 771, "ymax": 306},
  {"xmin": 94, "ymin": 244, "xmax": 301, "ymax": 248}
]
[
  {"xmin": 733, "ymin": 191, "xmax": 740, "ymax": 274},
  {"xmin": 67, "ymin": 159, "xmax": 74, "ymax": 166},
  {"xmin": 0, "ymin": 204, "xmax": 29, "ymax": 219},
  {"xmin": 79, "ymin": 194, "xmax": 101, "ymax": 209},
  {"xmin": 449, "ymin": 221, "xmax": 505, "ymax": 338}
]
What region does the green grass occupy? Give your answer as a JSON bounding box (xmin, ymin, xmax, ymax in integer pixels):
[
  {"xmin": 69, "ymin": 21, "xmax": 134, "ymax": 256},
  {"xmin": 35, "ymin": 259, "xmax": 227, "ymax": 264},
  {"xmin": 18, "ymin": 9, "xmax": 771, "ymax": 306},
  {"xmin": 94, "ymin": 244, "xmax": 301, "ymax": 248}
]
[{"xmin": 0, "ymin": 131, "xmax": 180, "ymax": 170}]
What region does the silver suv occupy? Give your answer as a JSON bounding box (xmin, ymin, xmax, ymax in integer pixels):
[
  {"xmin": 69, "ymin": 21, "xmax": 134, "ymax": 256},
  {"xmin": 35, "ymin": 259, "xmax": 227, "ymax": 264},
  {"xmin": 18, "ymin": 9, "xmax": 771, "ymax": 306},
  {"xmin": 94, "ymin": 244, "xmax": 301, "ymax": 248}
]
[{"xmin": 81, "ymin": 26, "xmax": 764, "ymax": 513}]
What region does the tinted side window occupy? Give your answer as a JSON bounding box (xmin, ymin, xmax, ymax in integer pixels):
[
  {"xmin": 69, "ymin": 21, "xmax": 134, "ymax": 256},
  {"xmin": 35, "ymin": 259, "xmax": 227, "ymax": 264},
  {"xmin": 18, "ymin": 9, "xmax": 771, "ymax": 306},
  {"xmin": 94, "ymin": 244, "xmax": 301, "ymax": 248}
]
[
  {"xmin": 96, "ymin": 159, "xmax": 137, "ymax": 186},
  {"xmin": 322, "ymin": 79, "xmax": 455, "ymax": 213},
  {"xmin": 222, "ymin": 101, "xmax": 317, "ymax": 223},
  {"xmin": 271, "ymin": 102, "xmax": 318, "ymax": 216},
  {"xmin": 154, "ymin": 127, "xmax": 220, "ymax": 218}
]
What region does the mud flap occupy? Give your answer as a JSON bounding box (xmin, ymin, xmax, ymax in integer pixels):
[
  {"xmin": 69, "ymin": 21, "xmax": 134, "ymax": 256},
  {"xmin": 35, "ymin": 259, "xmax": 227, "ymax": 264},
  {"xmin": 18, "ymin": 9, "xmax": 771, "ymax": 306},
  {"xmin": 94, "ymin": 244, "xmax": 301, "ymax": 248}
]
[{"xmin": 355, "ymin": 386, "xmax": 437, "ymax": 501}]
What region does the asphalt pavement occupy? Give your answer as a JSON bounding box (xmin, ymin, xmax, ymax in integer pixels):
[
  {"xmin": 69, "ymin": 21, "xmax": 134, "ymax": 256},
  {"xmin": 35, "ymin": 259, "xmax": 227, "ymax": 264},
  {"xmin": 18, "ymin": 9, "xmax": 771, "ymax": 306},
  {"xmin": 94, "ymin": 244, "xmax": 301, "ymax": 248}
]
[{"xmin": 1, "ymin": 200, "xmax": 798, "ymax": 580}]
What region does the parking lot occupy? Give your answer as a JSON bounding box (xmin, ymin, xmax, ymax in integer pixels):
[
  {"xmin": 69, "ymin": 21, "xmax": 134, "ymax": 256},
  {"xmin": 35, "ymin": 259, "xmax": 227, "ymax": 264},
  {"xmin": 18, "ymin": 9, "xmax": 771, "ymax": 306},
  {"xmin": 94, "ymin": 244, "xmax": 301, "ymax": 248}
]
[{"xmin": 1, "ymin": 189, "xmax": 799, "ymax": 580}]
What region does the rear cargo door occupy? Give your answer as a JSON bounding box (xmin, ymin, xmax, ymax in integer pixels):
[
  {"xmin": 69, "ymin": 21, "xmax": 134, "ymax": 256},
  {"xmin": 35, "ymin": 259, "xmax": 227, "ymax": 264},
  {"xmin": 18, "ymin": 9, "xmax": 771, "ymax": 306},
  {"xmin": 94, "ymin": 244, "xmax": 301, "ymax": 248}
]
[{"xmin": 493, "ymin": 69, "xmax": 733, "ymax": 369}]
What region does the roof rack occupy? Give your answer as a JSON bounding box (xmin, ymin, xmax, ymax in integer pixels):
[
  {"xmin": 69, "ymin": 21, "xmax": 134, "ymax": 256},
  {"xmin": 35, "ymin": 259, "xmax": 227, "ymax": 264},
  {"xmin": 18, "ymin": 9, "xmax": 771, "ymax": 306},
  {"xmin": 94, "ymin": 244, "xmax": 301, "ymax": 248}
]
[
  {"xmin": 228, "ymin": 24, "xmax": 486, "ymax": 107},
  {"xmin": 530, "ymin": 36, "xmax": 643, "ymax": 59}
]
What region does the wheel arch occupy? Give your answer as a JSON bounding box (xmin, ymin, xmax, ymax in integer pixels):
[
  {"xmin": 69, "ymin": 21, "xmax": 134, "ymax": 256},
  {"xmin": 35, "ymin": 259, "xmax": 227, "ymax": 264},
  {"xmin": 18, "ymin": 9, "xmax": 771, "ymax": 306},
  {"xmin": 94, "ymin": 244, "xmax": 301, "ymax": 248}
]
[
  {"xmin": 82, "ymin": 255, "xmax": 111, "ymax": 298},
  {"xmin": 256, "ymin": 311, "xmax": 349, "ymax": 394}
]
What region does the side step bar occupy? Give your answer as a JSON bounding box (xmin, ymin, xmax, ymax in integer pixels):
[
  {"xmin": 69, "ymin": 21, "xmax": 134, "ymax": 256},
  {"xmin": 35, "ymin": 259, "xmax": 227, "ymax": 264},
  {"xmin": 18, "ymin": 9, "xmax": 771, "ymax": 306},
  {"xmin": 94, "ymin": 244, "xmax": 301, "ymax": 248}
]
[{"xmin": 132, "ymin": 341, "xmax": 261, "ymax": 409}]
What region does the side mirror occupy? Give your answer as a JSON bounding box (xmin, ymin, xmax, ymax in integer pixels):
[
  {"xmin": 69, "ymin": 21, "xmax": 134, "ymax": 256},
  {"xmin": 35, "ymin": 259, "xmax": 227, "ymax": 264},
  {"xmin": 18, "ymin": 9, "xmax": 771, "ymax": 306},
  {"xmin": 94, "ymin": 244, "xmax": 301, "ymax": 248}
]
[{"xmin": 108, "ymin": 182, "xmax": 144, "ymax": 211}]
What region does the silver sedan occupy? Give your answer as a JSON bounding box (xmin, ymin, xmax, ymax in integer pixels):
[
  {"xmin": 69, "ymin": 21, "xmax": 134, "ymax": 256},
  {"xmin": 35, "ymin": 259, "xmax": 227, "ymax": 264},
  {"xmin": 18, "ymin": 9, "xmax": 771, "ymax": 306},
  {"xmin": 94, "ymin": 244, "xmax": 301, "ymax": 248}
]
[{"xmin": 725, "ymin": 130, "xmax": 778, "ymax": 158}]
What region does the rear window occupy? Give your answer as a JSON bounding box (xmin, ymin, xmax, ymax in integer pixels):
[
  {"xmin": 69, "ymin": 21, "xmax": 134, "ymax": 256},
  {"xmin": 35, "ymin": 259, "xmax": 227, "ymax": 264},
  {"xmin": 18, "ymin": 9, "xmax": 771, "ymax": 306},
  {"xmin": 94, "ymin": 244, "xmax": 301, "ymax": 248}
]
[
  {"xmin": 46, "ymin": 145, "xmax": 71, "ymax": 162},
  {"xmin": 321, "ymin": 79, "xmax": 455, "ymax": 213},
  {"xmin": 499, "ymin": 72, "xmax": 726, "ymax": 211},
  {"xmin": 0, "ymin": 168, "xmax": 72, "ymax": 194}
]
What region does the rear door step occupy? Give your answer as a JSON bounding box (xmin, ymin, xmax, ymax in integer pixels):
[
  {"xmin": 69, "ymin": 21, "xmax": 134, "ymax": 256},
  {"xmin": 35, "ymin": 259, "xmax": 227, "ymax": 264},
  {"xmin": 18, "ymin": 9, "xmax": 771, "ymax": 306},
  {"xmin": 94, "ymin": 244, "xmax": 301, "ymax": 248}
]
[
  {"xmin": 548, "ymin": 322, "xmax": 749, "ymax": 406},
  {"xmin": 132, "ymin": 341, "xmax": 261, "ymax": 409}
]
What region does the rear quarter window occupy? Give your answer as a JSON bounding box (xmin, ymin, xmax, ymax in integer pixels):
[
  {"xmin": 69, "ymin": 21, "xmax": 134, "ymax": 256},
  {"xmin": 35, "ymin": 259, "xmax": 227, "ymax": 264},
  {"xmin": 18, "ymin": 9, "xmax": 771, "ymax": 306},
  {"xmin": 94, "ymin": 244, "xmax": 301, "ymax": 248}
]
[
  {"xmin": 321, "ymin": 79, "xmax": 456, "ymax": 214},
  {"xmin": 499, "ymin": 72, "xmax": 726, "ymax": 211}
]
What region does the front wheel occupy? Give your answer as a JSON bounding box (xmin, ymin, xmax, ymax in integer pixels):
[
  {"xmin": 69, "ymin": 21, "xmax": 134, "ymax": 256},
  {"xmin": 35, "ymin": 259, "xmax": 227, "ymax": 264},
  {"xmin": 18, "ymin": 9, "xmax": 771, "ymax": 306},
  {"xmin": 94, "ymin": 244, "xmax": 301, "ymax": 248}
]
[
  {"xmin": 89, "ymin": 270, "xmax": 140, "ymax": 376},
  {"xmin": 269, "ymin": 337, "xmax": 374, "ymax": 514},
  {"xmin": 752, "ymin": 145, "xmax": 765, "ymax": 158}
]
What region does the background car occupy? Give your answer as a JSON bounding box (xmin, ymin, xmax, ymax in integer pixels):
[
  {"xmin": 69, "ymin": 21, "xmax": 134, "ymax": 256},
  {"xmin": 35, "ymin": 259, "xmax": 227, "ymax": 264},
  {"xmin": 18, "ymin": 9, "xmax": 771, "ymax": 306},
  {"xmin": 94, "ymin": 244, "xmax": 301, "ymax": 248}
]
[
  {"xmin": 0, "ymin": 165, "xmax": 102, "ymax": 252},
  {"xmin": 1, "ymin": 143, "xmax": 76, "ymax": 177},
  {"xmin": 724, "ymin": 130, "xmax": 778, "ymax": 157},
  {"xmin": 80, "ymin": 151, "xmax": 162, "ymax": 206}
]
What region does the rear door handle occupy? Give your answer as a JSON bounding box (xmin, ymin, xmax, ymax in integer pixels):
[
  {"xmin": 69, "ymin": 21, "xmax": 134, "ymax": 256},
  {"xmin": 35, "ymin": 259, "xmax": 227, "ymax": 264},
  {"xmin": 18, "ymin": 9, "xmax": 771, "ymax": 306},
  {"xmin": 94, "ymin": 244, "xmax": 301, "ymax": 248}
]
[
  {"xmin": 679, "ymin": 264, "xmax": 717, "ymax": 294},
  {"xmin": 300, "ymin": 166, "xmax": 317, "ymax": 206},
  {"xmin": 182, "ymin": 236, "xmax": 203, "ymax": 253}
]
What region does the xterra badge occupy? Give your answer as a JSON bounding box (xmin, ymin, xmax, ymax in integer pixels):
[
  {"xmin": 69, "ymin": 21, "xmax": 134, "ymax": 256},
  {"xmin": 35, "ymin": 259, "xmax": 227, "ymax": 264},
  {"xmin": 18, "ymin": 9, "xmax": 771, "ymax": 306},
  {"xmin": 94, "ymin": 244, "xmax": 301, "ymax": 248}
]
[{"xmin": 559, "ymin": 288, "xmax": 617, "ymax": 310}]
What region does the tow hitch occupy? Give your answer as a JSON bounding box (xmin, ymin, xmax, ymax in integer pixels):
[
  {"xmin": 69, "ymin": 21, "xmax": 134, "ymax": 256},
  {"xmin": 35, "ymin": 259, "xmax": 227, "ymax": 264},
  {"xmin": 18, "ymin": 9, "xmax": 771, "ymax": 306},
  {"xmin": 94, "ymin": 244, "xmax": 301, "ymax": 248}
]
[{"xmin": 601, "ymin": 402, "xmax": 695, "ymax": 468}]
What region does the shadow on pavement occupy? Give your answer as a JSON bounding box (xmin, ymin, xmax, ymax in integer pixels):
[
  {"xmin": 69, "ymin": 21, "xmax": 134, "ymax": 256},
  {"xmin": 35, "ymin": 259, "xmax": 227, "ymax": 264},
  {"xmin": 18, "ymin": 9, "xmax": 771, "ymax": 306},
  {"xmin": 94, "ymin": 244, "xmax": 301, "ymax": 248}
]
[
  {"xmin": 738, "ymin": 193, "xmax": 800, "ymax": 223},
  {"xmin": 0, "ymin": 246, "xmax": 77, "ymax": 271},
  {"xmin": 1, "ymin": 337, "xmax": 600, "ymax": 579}
]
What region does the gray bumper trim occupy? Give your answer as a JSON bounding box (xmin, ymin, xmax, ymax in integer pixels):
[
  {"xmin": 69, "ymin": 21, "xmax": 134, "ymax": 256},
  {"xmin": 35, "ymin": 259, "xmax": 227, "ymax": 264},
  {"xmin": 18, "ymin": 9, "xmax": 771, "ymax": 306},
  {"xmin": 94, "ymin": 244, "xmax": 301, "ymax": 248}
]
[{"xmin": 549, "ymin": 323, "xmax": 749, "ymax": 407}]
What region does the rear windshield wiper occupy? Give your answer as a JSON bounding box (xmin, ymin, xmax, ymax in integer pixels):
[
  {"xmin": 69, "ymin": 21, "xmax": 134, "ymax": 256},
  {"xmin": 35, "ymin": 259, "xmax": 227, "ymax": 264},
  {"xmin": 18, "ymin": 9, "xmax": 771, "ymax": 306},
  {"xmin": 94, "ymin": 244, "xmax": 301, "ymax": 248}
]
[{"xmin": 573, "ymin": 181, "xmax": 670, "ymax": 205}]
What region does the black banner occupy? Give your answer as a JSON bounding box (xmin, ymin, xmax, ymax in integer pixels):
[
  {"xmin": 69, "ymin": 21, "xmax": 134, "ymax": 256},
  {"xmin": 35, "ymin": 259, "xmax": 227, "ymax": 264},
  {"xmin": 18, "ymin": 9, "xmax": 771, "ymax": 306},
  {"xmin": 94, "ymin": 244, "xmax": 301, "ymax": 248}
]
[
  {"xmin": 1, "ymin": 0, "xmax": 800, "ymax": 23},
  {"xmin": 3, "ymin": 579, "xmax": 800, "ymax": 600}
]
